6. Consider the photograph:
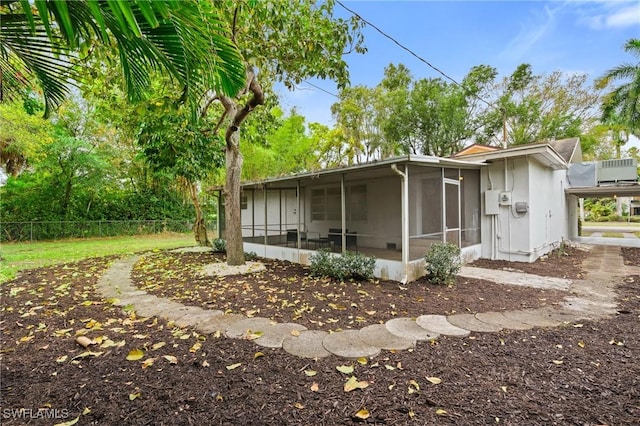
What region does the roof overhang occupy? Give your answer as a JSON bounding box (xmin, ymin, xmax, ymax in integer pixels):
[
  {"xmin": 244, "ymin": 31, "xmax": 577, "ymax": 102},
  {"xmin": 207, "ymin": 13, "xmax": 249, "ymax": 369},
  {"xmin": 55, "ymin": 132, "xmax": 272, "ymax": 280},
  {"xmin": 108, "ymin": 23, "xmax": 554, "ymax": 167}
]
[
  {"xmin": 455, "ymin": 144, "xmax": 568, "ymax": 170},
  {"xmin": 236, "ymin": 155, "xmax": 487, "ymax": 190},
  {"xmin": 565, "ymin": 184, "xmax": 640, "ymax": 198}
]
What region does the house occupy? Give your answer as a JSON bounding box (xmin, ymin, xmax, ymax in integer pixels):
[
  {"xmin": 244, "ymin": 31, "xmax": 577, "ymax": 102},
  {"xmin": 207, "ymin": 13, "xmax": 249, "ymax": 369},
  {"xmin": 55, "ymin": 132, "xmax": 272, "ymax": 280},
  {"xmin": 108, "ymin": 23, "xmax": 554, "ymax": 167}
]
[{"xmin": 216, "ymin": 138, "xmax": 639, "ymax": 282}]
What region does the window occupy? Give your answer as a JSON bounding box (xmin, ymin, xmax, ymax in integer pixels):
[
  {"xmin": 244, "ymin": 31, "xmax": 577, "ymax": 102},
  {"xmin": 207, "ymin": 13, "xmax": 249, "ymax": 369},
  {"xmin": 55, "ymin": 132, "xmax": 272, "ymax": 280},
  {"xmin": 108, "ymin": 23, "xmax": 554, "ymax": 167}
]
[
  {"xmin": 240, "ymin": 193, "xmax": 248, "ymax": 210},
  {"xmin": 347, "ymin": 184, "xmax": 367, "ymax": 221},
  {"xmin": 310, "ymin": 184, "xmax": 368, "ymax": 222},
  {"xmin": 311, "ymin": 189, "xmax": 325, "ymax": 221}
]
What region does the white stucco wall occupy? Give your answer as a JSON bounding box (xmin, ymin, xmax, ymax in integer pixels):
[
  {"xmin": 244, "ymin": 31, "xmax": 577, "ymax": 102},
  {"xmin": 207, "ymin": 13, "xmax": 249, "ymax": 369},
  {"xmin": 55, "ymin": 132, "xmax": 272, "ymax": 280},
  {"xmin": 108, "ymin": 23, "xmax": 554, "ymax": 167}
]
[{"xmin": 480, "ymin": 157, "xmax": 569, "ymax": 262}]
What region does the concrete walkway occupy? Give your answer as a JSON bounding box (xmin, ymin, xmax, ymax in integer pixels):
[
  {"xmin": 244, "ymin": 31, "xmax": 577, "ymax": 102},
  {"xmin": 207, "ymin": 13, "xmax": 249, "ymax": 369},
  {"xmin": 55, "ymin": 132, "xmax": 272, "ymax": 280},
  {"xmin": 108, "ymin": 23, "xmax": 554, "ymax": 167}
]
[{"xmin": 96, "ymin": 245, "xmax": 639, "ymax": 360}]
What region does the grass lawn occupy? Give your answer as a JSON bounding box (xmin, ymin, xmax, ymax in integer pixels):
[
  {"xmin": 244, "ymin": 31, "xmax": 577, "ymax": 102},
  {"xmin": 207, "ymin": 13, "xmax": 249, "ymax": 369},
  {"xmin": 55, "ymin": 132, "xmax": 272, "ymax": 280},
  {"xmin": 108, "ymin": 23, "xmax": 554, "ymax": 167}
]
[
  {"xmin": 0, "ymin": 232, "xmax": 196, "ymax": 283},
  {"xmin": 602, "ymin": 232, "xmax": 625, "ymax": 238},
  {"xmin": 583, "ymin": 221, "xmax": 640, "ymax": 227}
]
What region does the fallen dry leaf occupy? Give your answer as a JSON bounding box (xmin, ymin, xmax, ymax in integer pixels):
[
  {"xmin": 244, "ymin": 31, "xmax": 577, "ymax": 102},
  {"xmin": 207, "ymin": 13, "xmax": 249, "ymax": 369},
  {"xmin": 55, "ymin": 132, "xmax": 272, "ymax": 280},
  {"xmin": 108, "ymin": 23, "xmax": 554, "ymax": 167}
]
[{"xmin": 126, "ymin": 348, "xmax": 144, "ymax": 361}]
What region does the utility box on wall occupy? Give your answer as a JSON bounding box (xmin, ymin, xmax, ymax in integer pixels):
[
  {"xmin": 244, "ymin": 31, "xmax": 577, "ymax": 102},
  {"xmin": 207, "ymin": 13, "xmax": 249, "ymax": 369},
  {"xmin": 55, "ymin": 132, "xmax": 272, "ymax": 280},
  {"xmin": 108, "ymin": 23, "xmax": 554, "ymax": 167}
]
[
  {"xmin": 499, "ymin": 192, "xmax": 512, "ymax": 206},
  {"xmin": 485, "ymin": 190, "xmax": 500, "ymax": 215}
]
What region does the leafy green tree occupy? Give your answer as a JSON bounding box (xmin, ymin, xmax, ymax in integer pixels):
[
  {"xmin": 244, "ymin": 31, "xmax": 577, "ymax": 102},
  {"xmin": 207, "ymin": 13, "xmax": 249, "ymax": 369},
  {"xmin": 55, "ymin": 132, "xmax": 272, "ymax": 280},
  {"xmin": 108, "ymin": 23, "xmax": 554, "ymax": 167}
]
[
  {"xmin": 378, "ymin": 64, "xmax": 495, "ymax": 157},
  {"xmin": 136, "ymin": 95, "xmax": 226, "ymax": 246},
  {"xmin": 331, "ymin": 85, "xmax": 383, "ymax": 162},
  {"xmin": 481, "ymin": 64, "xmax": 601, "ymax": 146},
  {"xmin": 201, "ymin": 1, "xmax": 365, "ymax": 265},
  {"xmin": 0, "ymin": 102, "xmax": 53, "ymax": 176},
  {"xmin": 243, "ymin": 111, "xmax": 320, "ymax": 180},
  {"xmin": 0, "ymin": 0, "xmax": 245, "ymax": 115},
  {"xmin": 598, "ymin": 39, "xmax": 640, "ymax": 136}
]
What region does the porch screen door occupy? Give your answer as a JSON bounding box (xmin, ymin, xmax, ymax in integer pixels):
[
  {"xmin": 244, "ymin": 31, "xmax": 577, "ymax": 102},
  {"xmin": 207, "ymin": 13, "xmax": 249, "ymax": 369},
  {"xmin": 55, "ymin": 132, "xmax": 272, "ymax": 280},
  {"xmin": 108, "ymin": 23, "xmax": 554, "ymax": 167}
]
[{"xmin": 443, "ymin": 180, "xmax": 460, "ymax": 246}]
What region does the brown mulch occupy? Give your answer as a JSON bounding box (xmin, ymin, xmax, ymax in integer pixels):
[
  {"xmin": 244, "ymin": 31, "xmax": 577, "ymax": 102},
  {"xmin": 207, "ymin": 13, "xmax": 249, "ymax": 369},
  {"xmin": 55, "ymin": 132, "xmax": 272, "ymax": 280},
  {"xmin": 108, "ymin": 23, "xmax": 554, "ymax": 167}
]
[
  {"xmin": 130, "ymin": 246, "xmax": 588, "ymax": 332},
  {"xmin": 0, "ymin": 245, "xmax": 638, "ymax": 425}
]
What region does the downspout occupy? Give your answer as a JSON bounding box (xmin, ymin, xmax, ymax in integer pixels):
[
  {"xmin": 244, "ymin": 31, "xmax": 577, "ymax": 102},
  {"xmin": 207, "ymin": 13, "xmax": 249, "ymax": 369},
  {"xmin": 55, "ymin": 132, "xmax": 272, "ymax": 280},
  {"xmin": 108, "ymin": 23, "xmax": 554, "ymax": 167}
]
[
  {"xmin": 391, "ymin": 164, "xmax": 409, "ymax": 284},
  {"xmin": 263, "ymin": 186, "xmax": 268, "ymax": 247},
  {"xmin": 341, "ymin": 173, "xmax": 346, "ymax": 253},
  {"xmin": 297, "ymin": 180, "xmax": 301, "ymax": 249}
]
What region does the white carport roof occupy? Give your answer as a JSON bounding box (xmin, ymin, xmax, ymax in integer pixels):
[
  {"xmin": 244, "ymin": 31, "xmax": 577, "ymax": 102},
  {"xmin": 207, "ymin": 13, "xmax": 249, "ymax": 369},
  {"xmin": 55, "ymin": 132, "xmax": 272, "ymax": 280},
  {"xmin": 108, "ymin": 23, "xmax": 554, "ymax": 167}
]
[{"xmin": 566, "ymin": 184, "xmax": 640, "ymax": 198}]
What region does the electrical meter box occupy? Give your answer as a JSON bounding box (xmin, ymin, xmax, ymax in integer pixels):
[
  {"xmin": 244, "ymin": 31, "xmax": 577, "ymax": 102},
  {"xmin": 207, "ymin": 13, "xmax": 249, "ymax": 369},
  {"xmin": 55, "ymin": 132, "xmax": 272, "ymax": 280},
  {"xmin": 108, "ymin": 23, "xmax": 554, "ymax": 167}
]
[{"xmin": 499, "ymin": 192, "xmax": 512, "ymax": 206}]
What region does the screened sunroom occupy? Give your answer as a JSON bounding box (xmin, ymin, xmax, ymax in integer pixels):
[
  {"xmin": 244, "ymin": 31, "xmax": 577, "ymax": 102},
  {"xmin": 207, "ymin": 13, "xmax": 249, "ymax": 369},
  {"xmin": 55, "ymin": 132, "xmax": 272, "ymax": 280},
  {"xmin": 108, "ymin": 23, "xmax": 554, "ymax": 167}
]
[{"xmin": 218, "ymin": 155, "xmax": 484, "ymax": 282}]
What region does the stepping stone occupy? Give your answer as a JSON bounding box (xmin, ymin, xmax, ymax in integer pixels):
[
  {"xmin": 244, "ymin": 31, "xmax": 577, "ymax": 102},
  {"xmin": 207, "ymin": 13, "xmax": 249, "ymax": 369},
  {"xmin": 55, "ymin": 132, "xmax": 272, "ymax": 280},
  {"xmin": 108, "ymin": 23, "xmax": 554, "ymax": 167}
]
[
  {"xmin": 111, "ymin": 294, "xmax": 158, "ymax": 307},
  {"xmin": 475, "ymin": 312, "xmax": 533, "ymax": 331},
  {"xmin": 385, "ymin": 318, "xmax": 440, "ymax": 341},
  {"xmin": 322, "ymin": 330, "xmax": 381, "ymax": 359},
  {"xmin": 416, "ymin": 314, "xmax": 470, "ymax": 337},
  {"xmin": 358, "ymin": 324, "xmax": 415, "ymax": 350},
  {"xmin": 446, "ymin": 313, "xmax": 502, "ymax": 333},
  {"xmin": 99, "ymin": 286, "xmax": 125, "ymax": 299},
  {"xmin": 254, "ymin": 323, "xmax": 308, "ymax": 348},
  {"xmin": 133, "ymin": 300, "xmax": 176, "ymax": 318},
  {"xmin": 174, "ymin": 309, "xmax": 224, "ymax": 328},
  {"xmin": 197, "ymin": 313, "xmax": 245, "ymax": 334},
  {"xmin": 560, "ymin": 297, "xmax": 617, "ymax": 318},
  {"xmin": 503, "ymin": 309, "xmax": 561, "ymax": 327},
  {"xmin": 282, "ymin": 330, "xmax": 331, "ymax": 359},
  {"xmin": 225, "ymin": 317, "xmax": 274, "ymax": 339},
  {"xmin": 118, "ymin": 290, "xmax": 148, "ymax": 297},
  {"xmin": 161, "ymin": 305, "xmax": 205, "ymax": 322},
  {"xmin": 458, "ymin": 267, "xmax": 572, "ymax": 290},
  {"xmin": 170, "ymin": 246, "xmax": 213, "ymax": 253}
]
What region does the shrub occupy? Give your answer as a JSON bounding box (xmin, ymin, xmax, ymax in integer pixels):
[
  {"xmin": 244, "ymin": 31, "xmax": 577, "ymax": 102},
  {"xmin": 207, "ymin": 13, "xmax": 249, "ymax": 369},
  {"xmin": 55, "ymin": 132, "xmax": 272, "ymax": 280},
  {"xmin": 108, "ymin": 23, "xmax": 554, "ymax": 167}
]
[
  {"xmin": 309, "ymin": 249, "xmax": 376, "ymax": 281},
  {"xmin": 424, "ymin": 242, "xmax": 461, "ymax": 285},
  {"xmin": 244, "ymin": 251, "xmax": 259, "ymax": 261},
  {"xmin": 309, "ymin": 249, "xmax": 336, "ymax": 278},
  {"xmin": 212, "ymin": 238, "xmax": 227, "ymax": 253},
  {"xmin": 339, "ymin": 251, "xmax": 376, "ymax": 281}
]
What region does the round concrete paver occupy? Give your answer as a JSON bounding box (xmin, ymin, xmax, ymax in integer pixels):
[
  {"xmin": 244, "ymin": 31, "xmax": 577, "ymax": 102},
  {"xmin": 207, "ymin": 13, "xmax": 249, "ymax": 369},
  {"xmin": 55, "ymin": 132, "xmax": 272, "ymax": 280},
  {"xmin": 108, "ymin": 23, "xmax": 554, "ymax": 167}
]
[
  {"xmin": 503, "ymin": 309, "xmax": 561, "ymax": 327},
  {"xmin": 416, "ymin": 314, "xmax": 470, "ymax": 337},
  {"xmin": 385, "ymin": 317, "xmax": 440, "ymax": 341},
  {"xmin": 323, "ymin": 330, "xmax": 381, "ymax": 359},
  {"xmin": 445, "ymin": 314, "xmax": 502, "ymax": 333},
  {"xmin": 174, "ymin": 310, "xmax": 224, "ymax": 328},
  {"xmin": 112, "ymin": 294, "xmax": 159, "ymax": 307},
  {"xmin": 475, "ymin": 312, "xmax": 534, "ymax": 331},
  {"xmin": 197, "ymin": 313, "xmax": 244, "ymax": 334},
  {"xmin": 225, "ymin": 317, "xmax": 274, "ymax": 339},
  {"xmin": 161, "ymin": 305, "xmax": 206, "ymax": 322},
  {"xmin": 254, "ymin": 323, "xmax": 308, "ymax": 348},
  {"xmin": 359, "ymin": 324, "xmax": 415, "ymax": 350},
  {"xmin": 134, "ymin": 299, "xmax": 177, "ymax": 318},
  {"xmin": 282, "ymin": 330, "xmax": 331, "ymax": 359}
]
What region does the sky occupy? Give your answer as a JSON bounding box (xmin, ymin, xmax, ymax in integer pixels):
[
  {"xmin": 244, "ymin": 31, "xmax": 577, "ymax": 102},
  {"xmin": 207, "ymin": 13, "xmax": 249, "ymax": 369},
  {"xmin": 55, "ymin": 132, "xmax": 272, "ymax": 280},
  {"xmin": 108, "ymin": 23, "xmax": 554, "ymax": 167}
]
[{"xmin": 276, "ymin": 0, "xmax": 640, "ymax": 149}]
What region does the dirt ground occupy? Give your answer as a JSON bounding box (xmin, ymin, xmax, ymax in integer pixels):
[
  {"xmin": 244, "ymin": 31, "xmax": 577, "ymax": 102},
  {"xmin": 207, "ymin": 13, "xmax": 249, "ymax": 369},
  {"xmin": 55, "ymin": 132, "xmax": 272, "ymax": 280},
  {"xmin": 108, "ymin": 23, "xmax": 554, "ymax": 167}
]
[{"xmin": 0, "ymin": 245, "xmax": 638, "ymax": 425}]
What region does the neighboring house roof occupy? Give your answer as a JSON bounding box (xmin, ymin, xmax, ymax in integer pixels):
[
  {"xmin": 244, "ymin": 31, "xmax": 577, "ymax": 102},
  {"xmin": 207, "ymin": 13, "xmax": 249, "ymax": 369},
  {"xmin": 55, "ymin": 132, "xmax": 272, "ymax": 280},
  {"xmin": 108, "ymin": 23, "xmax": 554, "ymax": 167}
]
[
  {"xmin": 452, "ymin": 144, "xmax": 499, "ymax": 157},
  {"xmin": 451, "ymin": 142, "xmax": 568, "ymax": 170},
  {"xmin": 549, "ymin": 137, "xmax": 582, "ymax": 163}
]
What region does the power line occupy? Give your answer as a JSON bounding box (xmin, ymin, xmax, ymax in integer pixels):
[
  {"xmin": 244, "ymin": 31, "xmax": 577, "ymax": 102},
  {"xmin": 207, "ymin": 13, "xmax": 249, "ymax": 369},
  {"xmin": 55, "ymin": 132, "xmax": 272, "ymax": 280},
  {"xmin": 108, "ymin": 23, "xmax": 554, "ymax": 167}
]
[
  {"xmin": 336, "ymin": 0, "xmax": 494, "ymax": 108},
  {"xmin": 301, "ymin": 80, "xmax": 339, "ymax": 98}
]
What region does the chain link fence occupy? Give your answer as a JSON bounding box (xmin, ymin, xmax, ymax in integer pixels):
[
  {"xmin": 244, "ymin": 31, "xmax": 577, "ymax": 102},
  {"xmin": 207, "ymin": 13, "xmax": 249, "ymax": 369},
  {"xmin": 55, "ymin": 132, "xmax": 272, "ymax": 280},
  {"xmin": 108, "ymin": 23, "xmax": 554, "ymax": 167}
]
[{"xmin": 0, "ymin": 220, "xmax": 218, "ymax": 243}]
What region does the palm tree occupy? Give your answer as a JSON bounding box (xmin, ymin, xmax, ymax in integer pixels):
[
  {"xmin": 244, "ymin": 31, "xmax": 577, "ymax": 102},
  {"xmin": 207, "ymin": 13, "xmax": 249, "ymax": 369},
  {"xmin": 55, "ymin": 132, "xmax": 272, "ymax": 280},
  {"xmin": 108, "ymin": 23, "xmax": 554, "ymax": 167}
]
[
  {"xmin": 0, "ymin": 0, "xmax": 245, "ymax": 116},
  {"xmin": 598, "ymin": 39, "xmax": 640, "ymax": 135}
]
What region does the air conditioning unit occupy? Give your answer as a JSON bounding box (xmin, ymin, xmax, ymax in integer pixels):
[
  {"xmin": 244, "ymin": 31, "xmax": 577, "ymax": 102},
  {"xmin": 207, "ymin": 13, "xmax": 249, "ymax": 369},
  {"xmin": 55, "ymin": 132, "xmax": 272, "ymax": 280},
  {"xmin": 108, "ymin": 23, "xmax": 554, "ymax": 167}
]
[{"xmin": 597, "ymin": 158, "xmax": 638, "ymax": 184}]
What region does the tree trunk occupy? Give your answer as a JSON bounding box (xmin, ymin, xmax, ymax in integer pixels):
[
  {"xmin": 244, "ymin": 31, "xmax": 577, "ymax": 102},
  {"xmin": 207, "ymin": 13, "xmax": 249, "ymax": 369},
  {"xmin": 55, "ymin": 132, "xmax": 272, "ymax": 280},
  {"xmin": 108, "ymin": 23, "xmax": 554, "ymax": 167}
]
[
  {"xmin": 187, "ymin": 180, "xmax": 210, "ymax": 246},
  {"xmin": 224, "ymin": 139, "xmax": 244, "ymax": 265},
  {"xmin": 220, "ymin": 67, "xmax": 264, "ymax": 266}
]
